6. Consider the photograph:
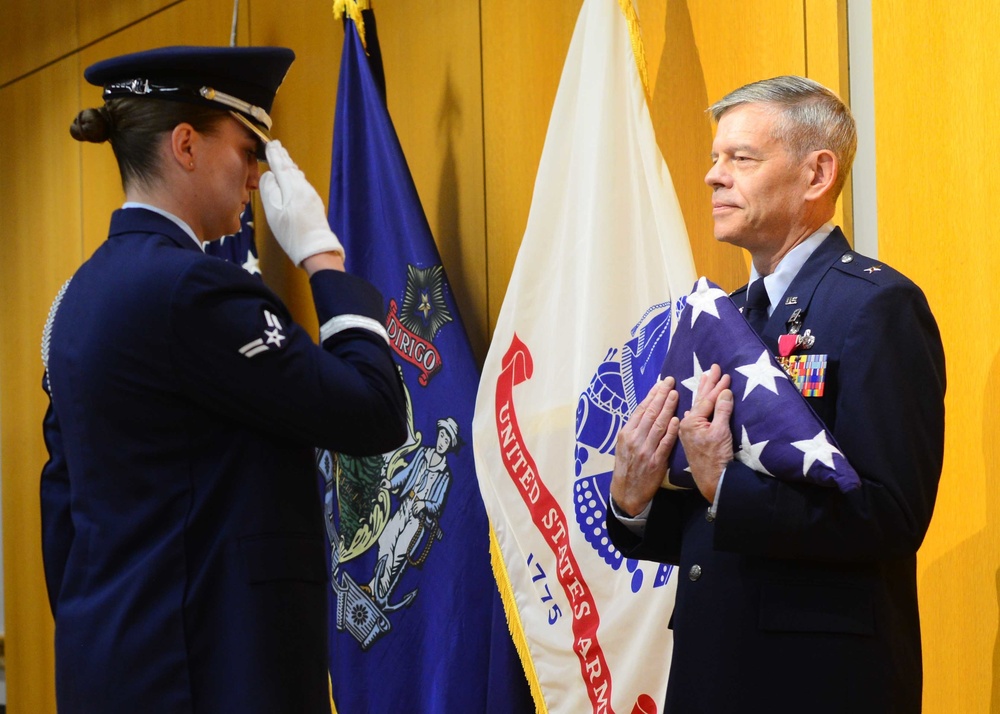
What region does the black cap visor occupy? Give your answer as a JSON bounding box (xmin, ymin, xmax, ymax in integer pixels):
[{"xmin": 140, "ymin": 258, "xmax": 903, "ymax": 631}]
[{"xmin": 229, "ymin": 111, "xmax": 271, "ymax": 159}]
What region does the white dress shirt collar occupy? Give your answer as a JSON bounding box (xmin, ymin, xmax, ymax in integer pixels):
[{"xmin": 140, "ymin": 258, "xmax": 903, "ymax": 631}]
[
  {"xmin": 122, "ymin": 202, "xmax": 205, "ymax": 252},
  {"xmin": 748, "ymin": 223, "xmax": 834, "ymax": 315}
]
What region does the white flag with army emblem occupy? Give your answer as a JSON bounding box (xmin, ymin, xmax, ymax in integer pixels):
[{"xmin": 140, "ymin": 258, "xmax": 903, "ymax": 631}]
[{"xmin": 472, "ymin": 0, "xmax": 697, "ymax": 710}]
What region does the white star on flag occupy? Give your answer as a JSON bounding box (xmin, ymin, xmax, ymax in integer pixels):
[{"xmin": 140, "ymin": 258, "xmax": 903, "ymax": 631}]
[
  {"xmin": 687, "ymin": 277, "xmax": 728, "ymax": 327},
  {"xmin": 661, "ymin": 277, "xmax": 861, "ymax": 493},
  {"xmin": 734, "ymin": 425, "xmax": 773, "ymax": 476},
  {"xmin": 735, "ymin": 350, "xmax": 788, "ymax": 399},
  {"xmin": 242, "ymin": 252, "xmax": 261, "ymax": 276},
  {"xmin": 792, "ymin": 430, "xmax": 845, "ymax": 475},
  {"xmin": 681, "ymin": 352, "xmax": 706, "ymax": 405}
]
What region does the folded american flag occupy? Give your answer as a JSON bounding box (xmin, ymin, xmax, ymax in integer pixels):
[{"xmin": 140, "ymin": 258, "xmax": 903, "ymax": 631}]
[{"xmin": 662, "ymin": 277, "xmax": 861, "ymax": 493}]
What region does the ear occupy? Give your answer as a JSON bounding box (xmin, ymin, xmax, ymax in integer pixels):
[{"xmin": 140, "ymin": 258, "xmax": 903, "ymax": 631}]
[
  {"xmin": 803, "ymin": 149, "xmax": 838, "ymax": 202},
  {"xmin": 169, "ymin": 123, "xmax": 197, "ymax": 171}
]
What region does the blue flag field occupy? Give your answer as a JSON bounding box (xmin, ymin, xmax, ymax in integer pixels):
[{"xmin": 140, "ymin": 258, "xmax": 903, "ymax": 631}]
[{"xmin": 319, "ymin": 9, "xmax": 532, "ymax": 712}]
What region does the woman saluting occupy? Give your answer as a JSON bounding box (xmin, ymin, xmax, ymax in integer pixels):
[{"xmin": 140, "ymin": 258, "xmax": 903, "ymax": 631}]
[{"xmin": 40, "ymin": 45, "xmax": 406, "ymax": 713}]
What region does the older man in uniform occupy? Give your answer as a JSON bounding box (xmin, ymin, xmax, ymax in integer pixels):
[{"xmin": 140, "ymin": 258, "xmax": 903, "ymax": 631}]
[{"xmin": 608, "ymin": 76, "xmax": 945, "ymax": 714}]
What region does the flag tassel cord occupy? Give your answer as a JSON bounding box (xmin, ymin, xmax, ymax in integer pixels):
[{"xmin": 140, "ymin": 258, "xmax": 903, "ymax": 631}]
[
  {"xmin": 333, "ymin": 0, "xmax": 371, "ymax": 51},
  {"xmin": 616, "ymin": 0, "xmax": 652, "ymax": 102},
  {"xmin": 490, "ymin": 525, "xmax": 548, "ymax": 714}
]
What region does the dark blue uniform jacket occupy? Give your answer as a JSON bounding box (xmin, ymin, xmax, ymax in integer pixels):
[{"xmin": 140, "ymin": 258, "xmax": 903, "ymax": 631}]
[
  {"xmin": 609, "ymin": 229, "xmax": 946, "ymax": 714},
  {"xmin": 40, "ymin": 208, "xmax": 407, "ymax": 713}
]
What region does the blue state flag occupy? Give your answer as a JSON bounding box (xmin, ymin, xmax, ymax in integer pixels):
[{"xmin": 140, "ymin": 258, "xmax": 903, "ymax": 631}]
[{"xmin": 320, "ymin": 8, "xmax": 533, "ymax": 712}]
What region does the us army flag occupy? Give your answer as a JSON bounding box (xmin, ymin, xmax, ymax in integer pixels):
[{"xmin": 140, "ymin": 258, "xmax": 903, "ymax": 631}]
[
  {"xmin": 472, "ymin": 0, "xmax": 697, "ymax": 711},
  {"xmin": 321, "ymin": 7, "xmax": 532, "ymax": 713}
]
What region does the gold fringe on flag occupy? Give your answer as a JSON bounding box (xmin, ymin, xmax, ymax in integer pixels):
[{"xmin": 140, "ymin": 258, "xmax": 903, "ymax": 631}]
[
  {"xmin": 332, "ymin": 0, "xmax": 372, "ymax": 52},
  {"xmin": 490, "ymin": 524, "xmax": 547, "ymax": 713},
  {"xmin": 616, "ymin": 0, "xmax": 652, "ymax": 103}
]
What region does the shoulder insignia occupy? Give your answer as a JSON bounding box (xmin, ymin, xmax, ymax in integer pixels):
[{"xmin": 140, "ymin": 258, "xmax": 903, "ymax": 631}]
[
  {"xmin": 239, "ymin": 309, "xmax": 287, "ymax": 358},
  {"xmin": 833, "ymin": 250, "xmax": 897, "ymax": 284}
]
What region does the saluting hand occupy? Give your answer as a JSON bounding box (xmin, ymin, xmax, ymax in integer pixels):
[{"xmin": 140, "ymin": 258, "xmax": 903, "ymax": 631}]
[
  {"xmin": 610, "ymin": 378, "xmax": 681, "ymax": 518},
  {"xmin": 678, "ymin": 364, "xmax": 734, "ymax": 504},
  {"xmin": 259, "ymin": 140, "xmax": 345, "ymax": 266}
]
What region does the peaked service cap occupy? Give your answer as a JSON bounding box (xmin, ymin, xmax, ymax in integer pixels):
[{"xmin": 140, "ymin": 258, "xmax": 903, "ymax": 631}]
[{"xmin": 84, "ymin": 45, "xmax": 295, "ymax": 133}]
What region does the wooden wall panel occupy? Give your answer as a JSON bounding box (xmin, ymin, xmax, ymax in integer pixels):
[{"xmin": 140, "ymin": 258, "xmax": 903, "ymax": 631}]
[
  {"xmin": 871, "ymin": 2, "xmax": 1000, "ymax": 712},
  {"xmin": 650, "ymin": 0, "xmax": 808, "ymax": 293},
  {"xmin": 0, "ymin": 0, "xmax": 78, "ymax": 86},
  {"xmin": 77, "ymin": 0, "xmax": 186, "ymax": 48},
  {"xmin": 373, "ymin": 4, "xmax": 489, "ymax": 362},
  {"xmin": 0, "ymin": 0, "xmax": 182, "ymax": 87},
  {"xmin": 0, "ymin": 55, "xmax": 85, "ymax": 714},
  {"xmin": 804, "ymin": 0, "xmax": 852, "ymax": 239},
  {"xmin": 480, "ymin": 1, "xmax": 580, "ymax": 336}
]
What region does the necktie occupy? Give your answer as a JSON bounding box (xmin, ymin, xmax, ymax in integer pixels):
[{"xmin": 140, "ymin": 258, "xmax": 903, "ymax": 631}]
[{"xmin": 744, "ymin": 279, "xmax": 770, "ymax": 334}]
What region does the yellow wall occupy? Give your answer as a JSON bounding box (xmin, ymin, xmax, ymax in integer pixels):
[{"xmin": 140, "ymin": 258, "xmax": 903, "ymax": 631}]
[
  {"xmin": 0, "ymin": 0, "xmax": 993, "ymax": 711},
  {"xmin": 871, "ymin": 2, "xmax": 1000, "ymax": 711}
]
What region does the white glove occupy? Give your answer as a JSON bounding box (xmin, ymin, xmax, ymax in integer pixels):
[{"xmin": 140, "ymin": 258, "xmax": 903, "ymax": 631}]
[{"xmin": 259, "ymin": 140, "xmax": 345, "ymax": 265}]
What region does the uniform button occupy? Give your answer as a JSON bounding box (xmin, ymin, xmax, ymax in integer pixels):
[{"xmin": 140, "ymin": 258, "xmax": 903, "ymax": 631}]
[
  {"xmin": 840, "ymin": 253, "xmax": 854, "ymax": 263},
  {"xmin": 688, "ymin": 564, "xmax": 702, "ymax": 581}
]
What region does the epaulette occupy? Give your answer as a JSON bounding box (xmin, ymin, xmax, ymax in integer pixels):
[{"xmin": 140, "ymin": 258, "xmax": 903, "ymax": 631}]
[{"xmin": 831, "ymin": 250, "xmax": 900, "ymax": 285}]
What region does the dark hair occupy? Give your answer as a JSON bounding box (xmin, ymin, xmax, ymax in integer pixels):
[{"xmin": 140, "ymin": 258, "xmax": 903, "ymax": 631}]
[{"xmin": 70, "ymin": 98, "xmax": 227, "ymax": 190}]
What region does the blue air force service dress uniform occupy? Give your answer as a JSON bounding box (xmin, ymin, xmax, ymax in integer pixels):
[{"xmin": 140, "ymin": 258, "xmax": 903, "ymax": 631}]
[
  {"xmin": 608, "ymin": 229, "xmax": 946, "ymax": 714},
  {"xmin": 40, "ymin": 47, "xmax": 407, "ymax": 714}
]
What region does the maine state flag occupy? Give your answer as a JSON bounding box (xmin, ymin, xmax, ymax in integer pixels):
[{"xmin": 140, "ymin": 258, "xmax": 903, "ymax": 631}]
[{"xmin": 320, "ymin": 6, "xmax": 532, "ymax": 712}]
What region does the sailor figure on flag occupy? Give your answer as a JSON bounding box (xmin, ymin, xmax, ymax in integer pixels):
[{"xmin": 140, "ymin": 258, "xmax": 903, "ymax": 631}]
[
  {"xmin": 323, "ymin": 5, "xmax": 532, "ymax": 710},
  {"xmin": 370, "ymin": 417, "xmax": 458, "ymax": 607}
]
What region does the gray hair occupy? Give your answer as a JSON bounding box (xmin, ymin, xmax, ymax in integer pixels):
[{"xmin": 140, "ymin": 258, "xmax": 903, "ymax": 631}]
[{"xmin": 709, "ymin": 76, "xmax": 857, "ymax": 199}]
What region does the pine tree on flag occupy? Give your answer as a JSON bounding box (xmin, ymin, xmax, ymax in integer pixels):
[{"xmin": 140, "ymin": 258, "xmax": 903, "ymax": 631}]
[{"xmin": 320, "ymin": 6, "xmax": 533, "ymax": 712}]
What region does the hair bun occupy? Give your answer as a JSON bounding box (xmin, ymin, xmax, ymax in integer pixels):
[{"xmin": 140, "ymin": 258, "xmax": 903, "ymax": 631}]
[{"xmin": 70, "ymin": 107, "xmax": 112, "ymax": 143}]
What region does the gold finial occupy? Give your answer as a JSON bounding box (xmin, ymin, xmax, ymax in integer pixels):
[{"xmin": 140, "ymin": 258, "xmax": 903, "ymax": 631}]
[{"xmin": 332, "ymin": 0, "xmax": 372, "ymax": 52}]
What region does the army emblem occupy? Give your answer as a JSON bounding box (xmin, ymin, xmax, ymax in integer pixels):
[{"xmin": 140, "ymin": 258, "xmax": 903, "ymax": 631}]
[{"xmin": 574, "ymin": 301, "xmax": 681, "ymax": 593}]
